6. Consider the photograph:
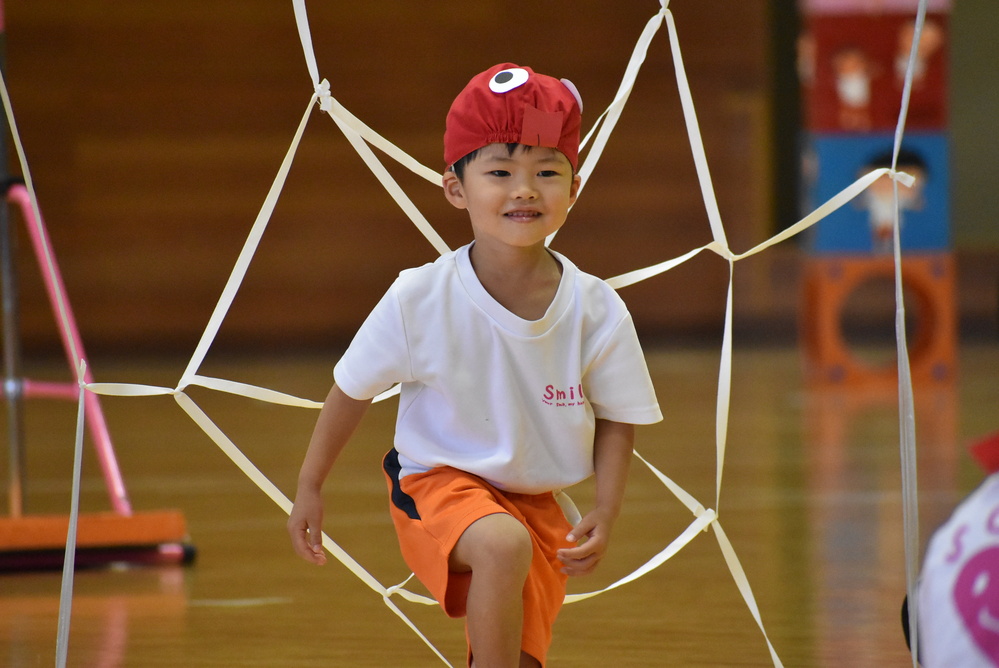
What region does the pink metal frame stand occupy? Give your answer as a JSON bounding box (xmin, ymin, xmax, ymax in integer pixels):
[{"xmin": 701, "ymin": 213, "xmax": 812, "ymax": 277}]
[
  {"xmin": 2, "ymin": 183, "xmax": 131, "ymax": 518},
  {"xmin": 0, "ymin": 12, "xmax": 190, "ymax": 572}
]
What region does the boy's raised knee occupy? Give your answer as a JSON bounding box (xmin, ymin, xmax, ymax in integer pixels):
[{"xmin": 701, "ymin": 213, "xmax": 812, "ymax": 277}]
[{"xmin": 451, "ymin": 513, "xmax": 533, "ymax": 576}]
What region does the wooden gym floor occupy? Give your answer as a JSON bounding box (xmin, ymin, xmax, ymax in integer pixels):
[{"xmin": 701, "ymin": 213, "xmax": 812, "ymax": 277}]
[{"xmin": 1, "ymin": 342, "xmax": 997, "ymax": 666}]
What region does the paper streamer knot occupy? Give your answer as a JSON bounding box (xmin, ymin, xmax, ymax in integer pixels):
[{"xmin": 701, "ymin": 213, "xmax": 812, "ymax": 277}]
[
  {"xmin": 889, "ymin": 168, "xmax": 916, "ymax": 188},
  {"xmin": 315, "ymin": 78, "xmax": 334, "ymax": 113}
]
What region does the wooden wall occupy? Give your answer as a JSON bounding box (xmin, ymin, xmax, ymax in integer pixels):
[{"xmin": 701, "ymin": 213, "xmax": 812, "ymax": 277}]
[{"xmin": 6, "ymin": 1, "xmax": 775, "ymax": 354}]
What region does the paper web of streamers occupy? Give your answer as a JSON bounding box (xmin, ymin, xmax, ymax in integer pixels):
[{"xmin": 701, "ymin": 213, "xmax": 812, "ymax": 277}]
[{"xmin": 0, "ymin": 1, "xmax": 933, "ymax": 666}]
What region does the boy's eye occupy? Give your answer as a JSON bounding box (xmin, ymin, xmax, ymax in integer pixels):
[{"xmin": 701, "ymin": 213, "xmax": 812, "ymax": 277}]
[
  {"xmin": 488, "ymin": 170, "xmax": 511, "ymax": 177},
  {"xmin": 538, "ymin": 170, "xmax": 560, "ymax": 177}
]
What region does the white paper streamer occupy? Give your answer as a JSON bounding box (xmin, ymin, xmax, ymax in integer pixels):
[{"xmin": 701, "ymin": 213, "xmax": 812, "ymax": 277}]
[
  {"xmin": 713, "ymin": 522, "xmax": 784, "ymax": 667},
  {"xmin": 893, "ymin": 3, "xmax": 931, "ymax": 664},
  {"xmin": 55, "ymin": 364, "xmax": 89, "ymax": 668},
  {"xmin": 575, "ymin": 8, "xmax": 667, "ymax": 197},
  {"xmin": 324, "ymin": 106, "xmax": 451, "ymax": 256},
  {"xmin": 189, "ymin": 375, "xmax": 324, "ymax": 409},
  {"xmin": 664, "ymin": 9, "xmax": 728, "ymax": 250},
  {"xmin": 178, "ymin": 97, "xmax": 317, "ymax": 391}
]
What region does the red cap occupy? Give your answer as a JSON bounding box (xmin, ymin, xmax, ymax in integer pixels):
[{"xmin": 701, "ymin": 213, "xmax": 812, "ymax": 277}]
[{"xmin": 444, "ymin": 63, "xmax": 583, "ymax": 170}]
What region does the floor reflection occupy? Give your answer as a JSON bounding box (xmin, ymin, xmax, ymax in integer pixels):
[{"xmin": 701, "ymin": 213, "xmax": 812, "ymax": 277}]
[
  {"xmin": 804, "ymin": 383, "xmax": 958, "ymax": 666},
  {"xmin": 2, "ymin": 567, "xmax": 187, "ymax": 667}
]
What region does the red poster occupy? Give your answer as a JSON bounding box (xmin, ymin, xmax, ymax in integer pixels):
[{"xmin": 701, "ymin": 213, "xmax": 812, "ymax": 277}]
[{"xmin": 799, "ymin": 13, "xmax": 948, "ymax": 131}]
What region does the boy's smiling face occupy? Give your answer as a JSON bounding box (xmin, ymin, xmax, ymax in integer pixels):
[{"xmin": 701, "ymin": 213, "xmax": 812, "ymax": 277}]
[{"xmin": 443, "ymin": 143, "xmax": 581, "ymax": 252}]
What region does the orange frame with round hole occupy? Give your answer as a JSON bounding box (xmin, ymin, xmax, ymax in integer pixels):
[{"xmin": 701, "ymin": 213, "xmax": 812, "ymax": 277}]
[{"xmin": 800, "ymin": 253, "xmax": 956, "ymax": 387}]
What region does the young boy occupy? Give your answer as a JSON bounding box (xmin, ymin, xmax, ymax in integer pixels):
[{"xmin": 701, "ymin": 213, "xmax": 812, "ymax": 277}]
[{"xmin": 288, "ymin": 63, "xmax": 662, "ymax": 668}]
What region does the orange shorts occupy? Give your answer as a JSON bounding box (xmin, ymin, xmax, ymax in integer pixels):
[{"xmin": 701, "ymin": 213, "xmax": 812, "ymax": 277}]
[{"xmin": 382, "ymin": 449, "xmax": 574, "ymax": 666}]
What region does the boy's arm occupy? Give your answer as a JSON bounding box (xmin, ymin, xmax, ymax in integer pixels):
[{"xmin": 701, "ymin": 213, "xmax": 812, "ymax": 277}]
[
  {"xmin": 556, "ymin": 418, "xmax": 634, "ymax": 576},
  {"xmin": 287, "ymin": 384, "xmax": 372, "ymax": 565}
]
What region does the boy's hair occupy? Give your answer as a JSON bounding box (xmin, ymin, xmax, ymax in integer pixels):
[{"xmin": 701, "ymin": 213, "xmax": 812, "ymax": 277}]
[
  {"xmin": 451, "ymin": 143, "xmax": 520, "ymax": 181},
  {"xmin": 450, "ymin": 142, "xmax": 576, "ymax": 182},
  {"xmin": 444, "ymin": 63, "xmax": 583, "ymax": 172}
]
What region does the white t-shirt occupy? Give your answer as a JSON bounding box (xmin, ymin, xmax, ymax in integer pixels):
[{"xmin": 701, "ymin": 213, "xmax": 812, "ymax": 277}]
[
  {"xmin": 919, "ymin": 473, "xmax": 999, "ymax": 666},
  {"xmin": 334, "ymin": 244, "xmax": 662, "ymax": 494}
]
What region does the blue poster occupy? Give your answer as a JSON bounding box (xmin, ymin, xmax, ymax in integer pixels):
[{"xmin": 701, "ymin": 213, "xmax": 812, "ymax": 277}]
[{"xmin": 802, "ymin": 132, "xmax": 950, "ymax": 254}]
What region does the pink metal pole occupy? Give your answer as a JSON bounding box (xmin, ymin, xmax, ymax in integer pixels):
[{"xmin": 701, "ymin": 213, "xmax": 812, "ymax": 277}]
[
  {"xmin": 6, "ymin": 184, "xmax": 132, "ymax": 516},
  {"xmin": 22, "ymin": 379, "xmax": 78, "ymax": 401}
]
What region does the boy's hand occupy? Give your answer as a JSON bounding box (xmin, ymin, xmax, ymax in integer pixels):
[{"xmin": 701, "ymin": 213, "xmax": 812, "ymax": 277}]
[
  {"xmin": 287, "ymin": 489, "xmax": 327, "ymax": 566},
  {"xmin": 556, "ymin": 508, "xmax": 615, "ymax": 577}
]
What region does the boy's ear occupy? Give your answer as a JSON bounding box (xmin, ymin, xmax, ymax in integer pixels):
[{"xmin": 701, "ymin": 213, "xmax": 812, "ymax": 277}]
[
  {"xmin": 568, "ymin": 173, "xmax": 582, "ymax": 207},
  {"xmin": 442, "ymin": 170, "xmax": 468, "ymax": 210}
]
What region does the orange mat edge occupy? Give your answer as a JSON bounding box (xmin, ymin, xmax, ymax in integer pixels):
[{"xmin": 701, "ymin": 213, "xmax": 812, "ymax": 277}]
[{"xmin": 0, "ymin": 510, "xmax": 189, "ymax": 551}]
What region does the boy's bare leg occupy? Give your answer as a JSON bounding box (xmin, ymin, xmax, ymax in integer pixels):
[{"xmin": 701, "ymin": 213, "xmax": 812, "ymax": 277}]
[
  {"xmin": 517, "ymin": 651, "xmax": 541, "ymax": 668},
  {"xmin": 450, "ymin": 514, "xmax": 541, "ymax": 668}
]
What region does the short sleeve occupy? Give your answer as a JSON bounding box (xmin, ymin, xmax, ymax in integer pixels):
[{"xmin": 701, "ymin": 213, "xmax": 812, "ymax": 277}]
[
  {"xmin": 584, "ymin": 313, "xmax": 662, "ymax": 425},
  {"xmin": 333, "ymin": 283, "xmax": 414, "ymax": 400}
]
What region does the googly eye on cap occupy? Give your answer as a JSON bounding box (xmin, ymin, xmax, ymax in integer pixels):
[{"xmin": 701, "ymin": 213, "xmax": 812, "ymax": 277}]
[{"xmin": 489, "ymin": 67, "xmax": 530, "ymax": 94}]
